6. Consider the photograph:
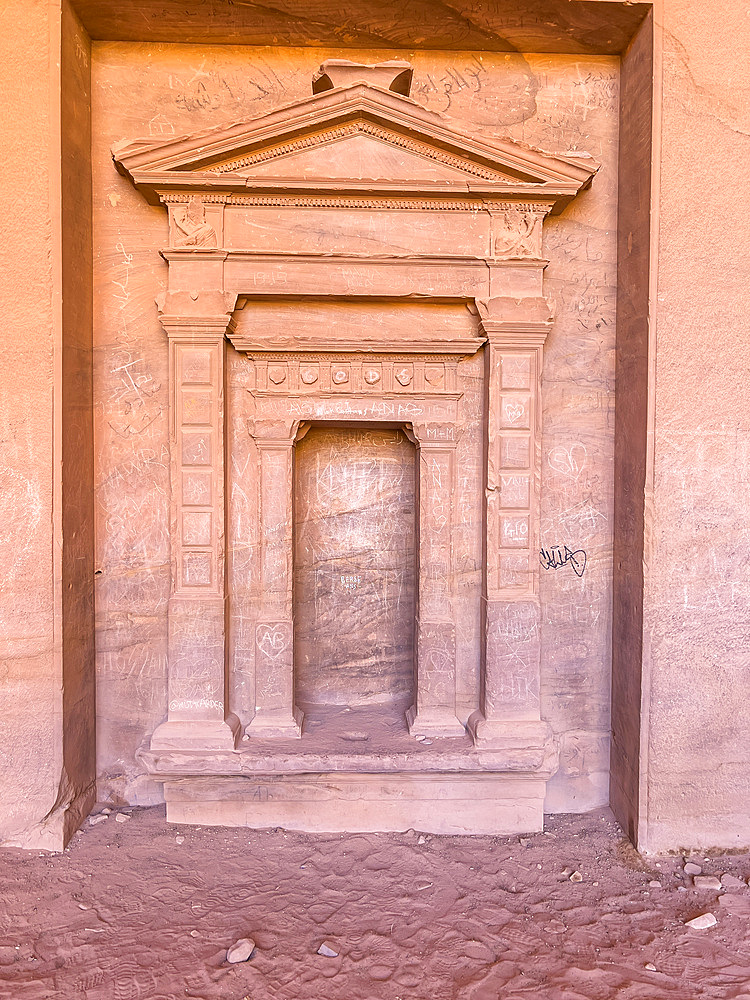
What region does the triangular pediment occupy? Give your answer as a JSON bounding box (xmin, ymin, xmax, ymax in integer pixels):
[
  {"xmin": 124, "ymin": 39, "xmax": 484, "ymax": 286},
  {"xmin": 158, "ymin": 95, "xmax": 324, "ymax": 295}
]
[
  {"xmin": 114, "ymin": 82, "xmax": 597, "ymax": 209},
  {"xmin": 217, "ymin": 129, "xmax": 516, "ymax": 184}
]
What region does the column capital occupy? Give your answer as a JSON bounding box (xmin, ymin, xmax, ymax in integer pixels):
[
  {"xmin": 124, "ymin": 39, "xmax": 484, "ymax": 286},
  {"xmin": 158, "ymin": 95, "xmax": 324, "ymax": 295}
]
[
  {"xmin": 477, "ymin": 296, "xmax": 554, "ymax": 345},
  {"xmin": 156, "ymin": 289, "xmax": 237, "ymax": 340},
  {"xmin": 247, "ymin": 418, "xmax": 300, "ymax": 445}
]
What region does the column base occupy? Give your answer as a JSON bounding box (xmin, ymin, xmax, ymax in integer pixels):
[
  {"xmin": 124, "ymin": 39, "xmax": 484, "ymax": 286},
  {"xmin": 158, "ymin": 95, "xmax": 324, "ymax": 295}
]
[
  {"xmin": 150, "ymin": 714, "xmax": 241, "ymax": 752},
  {"xmin": 467, "ymin": 711, "xmax": 551, "ymax": 751},
  {"xmin": 245, "ymin": 706, "xmax": 304, "ymax": 739},
  {"xmin": 406, "ymin": 704, "xmax": 466, "ymax": 738}
]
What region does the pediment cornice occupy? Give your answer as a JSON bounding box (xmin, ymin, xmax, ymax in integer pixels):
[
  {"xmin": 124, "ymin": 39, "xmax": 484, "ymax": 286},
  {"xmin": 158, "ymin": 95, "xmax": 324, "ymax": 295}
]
[{"xmin": 113, "ymin": 81, "xmax": 597, "ymax": 213}]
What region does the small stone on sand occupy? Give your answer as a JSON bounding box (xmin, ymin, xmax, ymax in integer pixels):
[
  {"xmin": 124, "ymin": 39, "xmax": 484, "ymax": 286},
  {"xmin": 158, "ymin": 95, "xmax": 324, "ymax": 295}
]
[
  {"xmin": 227, "ymin": 937, "xmax": 255, "ymax": 963},
  {"xmin": 645, "ymin": 962, "xmax": 657, "ymax": 971},
  {"xmin": 569, "ymin": 871, "xmax": 583, "ymax": 882},
  {"xmin": 175, "ymin": 836, "xmax": 184, "ymax": 845},
  {"xmin": 720, "ymin": 874, "xmax": 746, "ymax": 888},
  {"xmin": 649, "ymin": 880, "xmax": 661, "ymax": 888},
  {"xmin": 115, "ymin": 813, "xmax": 130, "ymax": 824},
  {"xmin": 317, "ymin": 941, "xmax": 339, "ymax": 957},
  {"xmin": 685, "ymin": 912, "xmax": 717, "ymax": 930},
  {"xmin": 684, "ymin": 862, "xmax": 702, "ymax": 875},
  {"xmin": 89, "ymin": 814, "xmax": 107, "ymax": 826},
  {"xmin": 693, "ymin": 875, "xmax": 722, "ymax": 890}
]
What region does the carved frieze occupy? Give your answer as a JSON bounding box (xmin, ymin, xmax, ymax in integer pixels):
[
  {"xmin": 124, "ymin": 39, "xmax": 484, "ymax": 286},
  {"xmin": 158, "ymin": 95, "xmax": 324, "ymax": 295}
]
[{"xmin": 249, "ymin": 355, "xmax": 458, "ymax": 395}]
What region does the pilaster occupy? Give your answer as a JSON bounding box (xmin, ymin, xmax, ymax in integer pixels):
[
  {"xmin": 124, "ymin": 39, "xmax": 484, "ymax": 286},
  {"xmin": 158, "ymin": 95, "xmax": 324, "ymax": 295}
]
[
  {"xmin": 407, "ymin": 422, "xmax": 465, "ymax": 737},
  {"xmin": 469, "ymin": 297, "xmax": 554, "ymax": 751},
  {"xmin": 244, "ymin": 419, "xmax": 303, "ymax": 738},
  {"xmin": 150, "ymin": 302, "xmax": 240, "ymax": 751}
]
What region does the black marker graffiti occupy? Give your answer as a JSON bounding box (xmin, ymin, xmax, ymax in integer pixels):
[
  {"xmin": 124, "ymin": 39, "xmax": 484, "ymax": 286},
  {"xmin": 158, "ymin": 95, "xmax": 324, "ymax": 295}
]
[{"xmin": 539, "ymin": 545, "xmax": 587, "ymax": 578}]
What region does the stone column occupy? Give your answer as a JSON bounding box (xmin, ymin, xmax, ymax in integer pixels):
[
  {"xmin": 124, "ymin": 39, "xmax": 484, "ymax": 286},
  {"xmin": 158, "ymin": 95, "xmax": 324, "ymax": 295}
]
[
  {"xmin": 407, "ymin": 423, "xmax": 465, "ymax": 737},
  {"xmin": 469, "ymin": 299, "xmax": 553, "ymax": 750},
  {"xmin": 245, "ymin": 419, "xmax": 303, "ymax": 737},
  {"xmin": 150, "ymin": 308, "xmax": 240, "ymax": 751}
]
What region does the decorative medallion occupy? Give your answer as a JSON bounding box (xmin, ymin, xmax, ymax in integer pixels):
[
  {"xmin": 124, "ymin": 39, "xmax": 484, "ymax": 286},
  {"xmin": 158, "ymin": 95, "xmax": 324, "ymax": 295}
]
[
  {"xmin": 268, "ymin": 365, "xmax": 287, "ymax": 385},
  {"xmin": 395, "ymin": 364, "xmax": 413, "ymax": 387},
  {"xmin": 363, "ymin": 366, "xmax": 381, "ymax": 385},
  {"xmin": 424, "ymin": 363, "xmax": 444, "ymax": 387},
  {"xmin": 300, "ymin": 365, "xmax": 319, "ymax": 385},
  {"xmin": 332, "ymin": 367, "xmax": 350, "ymax": 385}
]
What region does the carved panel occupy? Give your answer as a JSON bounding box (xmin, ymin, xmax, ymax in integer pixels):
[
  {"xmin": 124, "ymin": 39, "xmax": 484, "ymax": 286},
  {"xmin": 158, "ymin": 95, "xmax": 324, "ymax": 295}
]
[
  {"xmin": 492, "ymin": 206, "xmax": 548, "ymax": 261},
  {"xmin": 173, "ymin": 340, "xmax": 223, "ymax": 597},
  {"xmin": 490, "ymin": 349, "xmax": 540, "ymax": 598}
]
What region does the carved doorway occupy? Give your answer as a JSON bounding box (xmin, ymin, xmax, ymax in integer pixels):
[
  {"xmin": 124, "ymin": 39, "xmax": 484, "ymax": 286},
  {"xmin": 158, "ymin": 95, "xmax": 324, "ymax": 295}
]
[{"xmin": 294, "ymin": 425, "xmax": 417, "ymax": 726}]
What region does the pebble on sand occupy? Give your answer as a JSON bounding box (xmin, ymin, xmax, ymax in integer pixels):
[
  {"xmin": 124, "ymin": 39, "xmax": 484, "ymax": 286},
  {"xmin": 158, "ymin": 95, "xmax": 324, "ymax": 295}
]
[
  {"xmin": 227, "ymin": 937, "xmax": 255, "ymax": 963},
  {"xmin": 317, "ymin": 941, "xmax": 339, "ymax": 957},
  {"xmin": 684, "ymin": 862, "xmax": 702, "ymax": 875},
  {"xmin": 569, "ymin": 871, "xmax": 583, "ymax": 883},
  {"xmin": 115, "ymin": 813, "xmax": 130, "ymax": 824},
  {"xmin": 175, "ymin": 836, "xmax": 185, "ymax": 845},
  {"xmin": 685, "ymin": 912, "xmax": 717, "ymax": 930},
  {"xmin": 693, "ymin": 875, "xmax": 722, "ymax": 890},
  {"xmin": 720, "ymin": 874, "xmax": 746, "ymax": 889},
  {"xmin": 89, "ymin": 814, "xmax": 107, "ymax": 826}
]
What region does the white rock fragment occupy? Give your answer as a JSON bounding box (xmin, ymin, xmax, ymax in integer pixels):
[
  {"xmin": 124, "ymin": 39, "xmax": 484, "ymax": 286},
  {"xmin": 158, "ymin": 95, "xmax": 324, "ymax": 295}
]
[
  {"xmin": 317, "ymin": 941, "xmax": 339, "ymax": 957},
  {"xmin": 88, "ymin": 814, "xmax": 107, "ymax": 826},
  {"xmin": 569, "ymin": 871, "xmax": 583, "ymax": 883},
  {"xmin": 175, "ymin": 835, "xmax": 185, "ymax": 845},
  {"xmin": 227, "ymin": 937, "xmax": 255, "ymax": 963},
  {"xmin": 684, "ymin": 862, "xmax": 702, "ymax": 875},
  {"xmin": 693, "ymin": 875, "xmax": 722, "ymax": 890},
  {"xmin": 649, "ymin": 880, "xmax": 661, "ymax": 888},
  {"xmin": 685, "ymin": 912, "xmax": 717, "ymax": 930},
  {"xmin": 115, "ymin": 813, "xmax": 130, "ymax": 824},
  {"xmin": 645, "ymin": 962, "xmax": 657, "ymax": 971}
]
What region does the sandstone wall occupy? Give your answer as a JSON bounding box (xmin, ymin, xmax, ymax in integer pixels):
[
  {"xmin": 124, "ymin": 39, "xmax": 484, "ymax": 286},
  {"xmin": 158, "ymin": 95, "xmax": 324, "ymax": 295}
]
[
  {"xmin": 0, "ymin": 0, "xmax": 95, "ymax": 849},
  {"xmin": 8, "ymin": 0, "xmax": 748, "ymax": 852},
  {"xmin": 635, "ymin": 0, "xmax": 750, "ymax": 852}
]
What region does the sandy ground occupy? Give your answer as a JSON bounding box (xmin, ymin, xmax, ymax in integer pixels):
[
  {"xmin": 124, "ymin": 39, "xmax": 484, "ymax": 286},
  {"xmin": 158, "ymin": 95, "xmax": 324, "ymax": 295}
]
[{"xmin": 1, "ymin": 807, "xmax": 750, "ymax": 999}]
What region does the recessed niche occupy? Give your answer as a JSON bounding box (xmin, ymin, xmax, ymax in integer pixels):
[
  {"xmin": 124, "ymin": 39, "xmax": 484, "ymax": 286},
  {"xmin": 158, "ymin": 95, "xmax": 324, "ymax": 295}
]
[{"xmin": 293, "ymin": 426, "xmax": 416, "ymax": 717}]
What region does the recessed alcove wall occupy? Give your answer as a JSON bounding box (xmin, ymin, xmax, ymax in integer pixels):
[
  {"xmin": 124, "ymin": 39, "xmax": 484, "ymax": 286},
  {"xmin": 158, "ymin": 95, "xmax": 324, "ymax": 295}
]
[
  {"xmin": 294, "ymin": 425, "xmax": 417, "ymax": 710},
  {"xmin": 92, "ymin": 42, "xmax": 619, "ymax": 811}
]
